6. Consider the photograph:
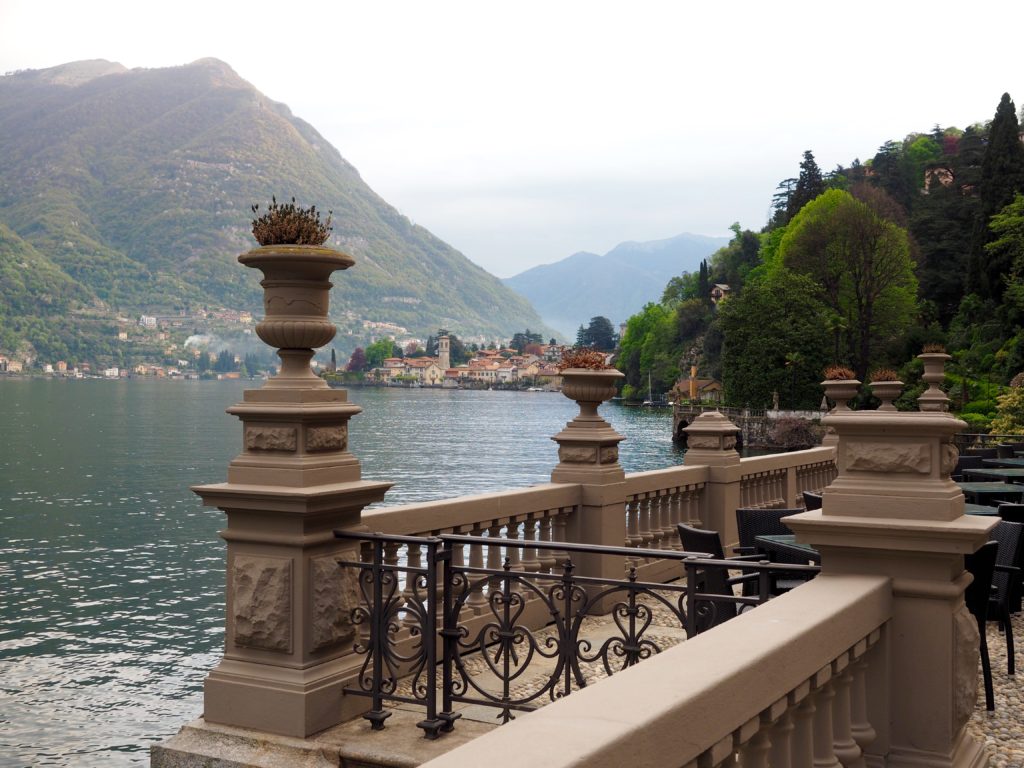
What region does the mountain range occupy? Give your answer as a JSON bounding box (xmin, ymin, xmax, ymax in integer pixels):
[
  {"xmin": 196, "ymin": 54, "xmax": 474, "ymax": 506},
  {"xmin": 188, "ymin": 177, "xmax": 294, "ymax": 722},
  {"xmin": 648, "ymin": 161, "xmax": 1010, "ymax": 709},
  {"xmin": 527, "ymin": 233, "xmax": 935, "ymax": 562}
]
[
  {"xmin": 0, "ymin": 58, "xmax": 553, "ymax": 364},
  {"xmin": 503, "ymin": 233, "xmax": 729, "ymax": 336}
]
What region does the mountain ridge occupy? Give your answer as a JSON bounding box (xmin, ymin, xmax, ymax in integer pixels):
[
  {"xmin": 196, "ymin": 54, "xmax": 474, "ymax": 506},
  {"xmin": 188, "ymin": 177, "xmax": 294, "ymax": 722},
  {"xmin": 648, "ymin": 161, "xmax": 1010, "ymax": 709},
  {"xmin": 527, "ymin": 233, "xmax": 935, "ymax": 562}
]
[
  {"xmin": 503, "ymin": 232, "xmax": 729, "ymax": 336},
  {"xmin": 0, "ymin": 58, "xmax": 554, "ymax": 364}
]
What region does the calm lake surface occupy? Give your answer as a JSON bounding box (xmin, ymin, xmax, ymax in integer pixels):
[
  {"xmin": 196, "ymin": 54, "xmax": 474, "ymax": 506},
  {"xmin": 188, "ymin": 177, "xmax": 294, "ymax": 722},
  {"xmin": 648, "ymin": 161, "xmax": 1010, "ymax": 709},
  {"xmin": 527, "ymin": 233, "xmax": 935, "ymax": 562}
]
[{"xmin": 0, "ymin": 379, "xmax": 681, "ymax": 766}]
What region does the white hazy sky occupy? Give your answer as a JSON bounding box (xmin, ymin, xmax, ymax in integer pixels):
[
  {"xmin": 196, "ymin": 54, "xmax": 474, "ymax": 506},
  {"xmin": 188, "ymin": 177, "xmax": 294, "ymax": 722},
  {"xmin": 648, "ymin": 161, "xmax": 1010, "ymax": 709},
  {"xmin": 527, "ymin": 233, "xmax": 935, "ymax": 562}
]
[{"xmin": 1, "ymin": 0, "xmax": 1022, "ymax": 277}]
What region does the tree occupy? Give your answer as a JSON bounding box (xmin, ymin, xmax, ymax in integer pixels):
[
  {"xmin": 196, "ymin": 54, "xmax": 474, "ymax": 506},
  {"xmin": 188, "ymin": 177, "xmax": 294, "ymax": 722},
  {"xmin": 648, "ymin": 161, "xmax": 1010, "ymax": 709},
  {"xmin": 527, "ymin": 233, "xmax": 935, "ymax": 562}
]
[
  {"xmin": 718, "ymin": 270, "xmax": 832, "ymax": 409},
  {"xmin": 365, "ymin": 337, "xmax": 400, "ymax": 369},
  {"xmin": 986, "ymin": 193, "xmax": 1024, "ymax": 278},
  {"xmin": 973, "ymin": 94, "xmax": 1024, "ymax": 299},
  {"xmin": 617, "ymin": 303, "xmax": 679, "ymax": 396},
  {"xmin": 346, "ymin": 347, "xmax": 367, "ymax": 372},
  {"xmin": 577, "ymin": 316, "xmax": 617, "ymax": 351},
  {"xmin": 509, "ymin": 329, "xmax": 542, "ymax": 352},
  {"xmin": 785, "ymin": 151, "xmax": 827, "ymax": 222},
  {"xmin": 329, "ymin": 348, "xmax": 337, "ymax": 372},
  {"xmin": 777, "ymin": 189, "xmax": 918, "ymax": 379}
]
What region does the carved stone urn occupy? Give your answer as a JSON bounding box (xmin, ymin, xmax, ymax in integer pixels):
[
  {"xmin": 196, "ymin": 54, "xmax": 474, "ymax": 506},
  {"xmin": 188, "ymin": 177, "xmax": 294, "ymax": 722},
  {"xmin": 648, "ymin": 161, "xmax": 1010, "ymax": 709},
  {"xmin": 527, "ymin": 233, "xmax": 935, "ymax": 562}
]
[
  {"xmin": 868, "ymin": 380, "xmax": 904, "ymax": 411},
  {"xmin": 559, "ymin": 368, "xmax": 624, "ymax": 421},
  {"xmin": 551, "ymin": 368, "xmax": 625, "ymax": 483},
  {"xmin": 821, "ymin": 378, "xmax": 861, "ymax": 412},
  {"xmin": 918, "ymin": 352, "xmax": 952, "ymax": 412},
  {"xmin": 238, "ymin": 244, "xmax": 354, "ymax": 389}
]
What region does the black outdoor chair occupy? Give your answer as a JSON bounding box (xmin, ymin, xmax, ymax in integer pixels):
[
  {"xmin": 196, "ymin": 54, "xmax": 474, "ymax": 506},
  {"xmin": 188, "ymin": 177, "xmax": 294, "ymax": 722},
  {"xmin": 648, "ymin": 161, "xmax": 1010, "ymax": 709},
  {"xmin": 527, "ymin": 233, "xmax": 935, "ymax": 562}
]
[
  {"xmin": 990, "ymin": 520, "xmax": 1024, "ymax": 671},
  {"xmin": 997, "ymin": 503, "xmax": 1024, "ymax": 524},
  {"xmin": 677, "ymin": 523, "xmax": 765, "ymax": 633},
  {"xmin": 965, "ymin": 541, "xmax": 999, "ymax": 711},
  {"xmin": 802, "ymin": 491, "xmax": 823, "ymax": 510},
  {"xmin": 953, "ymin": 455, "xmax": 984, "ymax": 481},
  {"xmin": 735, "ymin": 507, "xmax": 815, "ymax": 594},
  {"xmin": 965, "ymin": 447, "xmax": 999, "ymax": 459},
  {"xmin": 998, "ymin": 443, "xmax": 1016, "ymax": 459}
]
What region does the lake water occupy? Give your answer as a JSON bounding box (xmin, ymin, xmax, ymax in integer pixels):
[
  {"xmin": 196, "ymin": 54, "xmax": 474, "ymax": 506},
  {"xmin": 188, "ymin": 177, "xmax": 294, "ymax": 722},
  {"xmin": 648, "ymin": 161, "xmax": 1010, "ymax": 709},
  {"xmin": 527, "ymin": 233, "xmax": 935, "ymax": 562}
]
[{"xmin": 0, "ymin": 379, "xmax": 680, "ymax": 766}]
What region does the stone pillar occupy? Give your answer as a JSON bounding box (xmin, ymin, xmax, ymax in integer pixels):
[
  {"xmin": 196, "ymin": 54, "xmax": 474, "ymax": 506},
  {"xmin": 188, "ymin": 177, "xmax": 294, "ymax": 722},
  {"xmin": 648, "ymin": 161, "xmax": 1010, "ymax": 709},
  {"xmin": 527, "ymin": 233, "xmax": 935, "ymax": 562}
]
[
  {"xmin": 551, "ymin": 368, "xmax": 626, "ymax": 584},
  {"xmin": 191, "ymin": 245, "xmax": 392, "ymax": 738},
  {"xmin": 785, "ymin": 404, "xmax": 993, "ymax": 768},
  {"xmin": 682, "ymin": 411, "xmax": 742, "ymax": 545}
]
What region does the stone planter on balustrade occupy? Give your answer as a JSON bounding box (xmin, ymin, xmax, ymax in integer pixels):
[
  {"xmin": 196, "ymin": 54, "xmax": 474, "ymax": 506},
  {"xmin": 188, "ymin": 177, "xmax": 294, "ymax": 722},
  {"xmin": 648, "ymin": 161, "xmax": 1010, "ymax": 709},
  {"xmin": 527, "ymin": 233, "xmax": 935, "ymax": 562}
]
[
  {"xmin": 868, "ymin": 380, "xmax": 903, "ymax": 412},
  {"xmin": 184, "ymin": 242, "xmax": 392, "ymax": 740},
  {"xmin": 551, "ymin": 368, "xmax": 625, "ymax": 484},
  {"xmin": 238, "ymin": 244, "xmax": 354, "ymax": 389},
  {"xmin": 821, "ymin": 378, "xmax": 861, "ymax": 446}
]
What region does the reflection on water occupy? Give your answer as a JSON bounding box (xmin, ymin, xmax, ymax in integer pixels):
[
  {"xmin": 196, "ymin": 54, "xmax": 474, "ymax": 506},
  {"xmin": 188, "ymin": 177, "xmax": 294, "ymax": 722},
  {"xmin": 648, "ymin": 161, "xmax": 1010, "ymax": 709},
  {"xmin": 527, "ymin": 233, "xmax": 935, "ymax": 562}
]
[{"xmin": 0, "ymin": 380, "xmax": 679, "ymax": 765}]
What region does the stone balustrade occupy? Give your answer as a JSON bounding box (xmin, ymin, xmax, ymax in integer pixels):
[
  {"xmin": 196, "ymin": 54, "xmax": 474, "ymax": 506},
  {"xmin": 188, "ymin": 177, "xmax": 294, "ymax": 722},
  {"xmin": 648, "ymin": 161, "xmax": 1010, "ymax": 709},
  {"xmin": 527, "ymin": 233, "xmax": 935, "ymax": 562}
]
[{"xmin": 418, "ymin": 574, "xmax": 891, "ymax": 768}]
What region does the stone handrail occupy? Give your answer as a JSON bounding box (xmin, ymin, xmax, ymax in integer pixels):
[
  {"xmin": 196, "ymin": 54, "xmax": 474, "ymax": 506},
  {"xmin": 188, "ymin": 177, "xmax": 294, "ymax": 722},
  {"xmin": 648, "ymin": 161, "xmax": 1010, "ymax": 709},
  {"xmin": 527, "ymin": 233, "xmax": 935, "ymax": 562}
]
[
  {"xmin": 419, "ymin": 573, "xmax": 892, "ymax": 768},
  {"xmin": 740, "ymin": 446, "xmax": 837, "ymax": 509}
]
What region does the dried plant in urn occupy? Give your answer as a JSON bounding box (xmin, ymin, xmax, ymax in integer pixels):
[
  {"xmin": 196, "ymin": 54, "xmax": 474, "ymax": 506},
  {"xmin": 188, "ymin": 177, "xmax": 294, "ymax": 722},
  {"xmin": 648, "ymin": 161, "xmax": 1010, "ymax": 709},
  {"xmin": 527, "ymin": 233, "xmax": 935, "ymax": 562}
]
[
  {"xmin": 821, "ymin": 365, "xmax": 860, "ymax": 412},
  {"xmin": 557, "ymin": 348, "xmax": 623, "ymax": 420},
  {"xmin": 239, "ymin": 196, "xmax": 353, "ymax": 389},
  {"xmin": 251, "ymin": 196, "xmax": 333, "ymax": 246},
  {"xmin": 868, "ymin": 367, "xmax": 903, "ymax": 411}
]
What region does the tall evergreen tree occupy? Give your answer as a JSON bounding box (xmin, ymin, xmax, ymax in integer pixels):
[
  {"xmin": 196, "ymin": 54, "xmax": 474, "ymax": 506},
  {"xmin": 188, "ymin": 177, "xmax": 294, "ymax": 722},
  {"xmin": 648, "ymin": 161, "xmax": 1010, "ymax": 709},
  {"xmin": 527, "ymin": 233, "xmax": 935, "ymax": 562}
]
[
  {"xmin": 785, "ymin": 151, "xmax": 826, "ymax": 222},
  {"xmin": 698, "ymin": 259, "xmax": 709, "ymax": 300},
  {"xmin": 972, "ymin": 93, "xmax": 1024, "ymax": 299}
]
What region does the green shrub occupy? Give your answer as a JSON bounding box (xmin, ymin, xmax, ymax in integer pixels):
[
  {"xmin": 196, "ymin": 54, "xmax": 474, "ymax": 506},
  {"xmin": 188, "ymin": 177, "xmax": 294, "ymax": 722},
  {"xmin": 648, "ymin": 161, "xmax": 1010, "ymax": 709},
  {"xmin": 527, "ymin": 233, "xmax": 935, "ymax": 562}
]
[
  {"xmin": 959, "ymin": 412, "xmax": 992, "ymax": 432},
  {"xmin": 962, "ymin": 399, "xmax": 998, "ymax": 415}
]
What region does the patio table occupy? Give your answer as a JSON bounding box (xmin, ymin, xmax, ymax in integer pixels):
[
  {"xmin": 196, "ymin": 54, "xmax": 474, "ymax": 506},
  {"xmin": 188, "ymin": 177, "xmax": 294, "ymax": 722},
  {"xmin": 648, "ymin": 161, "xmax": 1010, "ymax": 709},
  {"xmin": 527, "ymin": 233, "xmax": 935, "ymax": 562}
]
[
  {"xmin": 755, "ymin": 534, "xmax": 820, "ymax": 565},
  {"xmin": 962, "ymin": 467, "xmax": 1024, "ymax": 483},
  {"xmin": 982, "ymin": 458, "xmax": 1024, "ymax": 468},
  {"xmin": 957, "ymin": 481, "xmax": 1024, "ymax": 505}
]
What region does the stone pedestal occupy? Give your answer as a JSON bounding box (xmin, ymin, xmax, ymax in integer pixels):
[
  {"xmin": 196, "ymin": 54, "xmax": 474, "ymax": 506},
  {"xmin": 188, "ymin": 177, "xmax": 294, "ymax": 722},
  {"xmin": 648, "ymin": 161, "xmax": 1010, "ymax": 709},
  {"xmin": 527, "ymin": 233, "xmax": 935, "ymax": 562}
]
[
  {"xmin": 682, "ymin": 411, "xmax": 741, "ymax": 543},
  {"xmin": 785, "ymin": 408, "xmax": 993, "ymax": 768},
  {"xmin": 551, "ymin": 369, "xmax": 626, "ymax": 585}
]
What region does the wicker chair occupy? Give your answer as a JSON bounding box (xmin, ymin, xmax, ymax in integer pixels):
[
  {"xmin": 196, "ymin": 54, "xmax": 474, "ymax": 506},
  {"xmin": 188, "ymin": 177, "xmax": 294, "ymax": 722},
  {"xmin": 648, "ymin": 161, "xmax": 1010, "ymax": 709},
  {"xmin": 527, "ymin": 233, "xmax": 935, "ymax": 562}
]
[
  {"xmin": 676, "ymin": 523, "xmax": 764, "ymax": 632},
  {"xmin": 965, "ymin": 541, "xmax": 999, "ymax": 711},
  {"xmin": 990, "ymin": 520, "xmax": 1024, "ymax": 674}
]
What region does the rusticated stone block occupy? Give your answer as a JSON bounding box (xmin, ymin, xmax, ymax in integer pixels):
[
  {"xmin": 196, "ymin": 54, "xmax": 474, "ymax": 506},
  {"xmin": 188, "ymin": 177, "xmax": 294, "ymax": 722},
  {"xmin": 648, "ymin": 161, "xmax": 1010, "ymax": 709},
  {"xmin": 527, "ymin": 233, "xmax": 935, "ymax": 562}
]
[
  {"xmin": 245, "ymin": 427, "xmax": 297, "ymax": 452},
  {"xmin": 599, "ymin": 446, "xmax": 619, "ymax": 464},
  {"xmin": 688, "ymin": 436, "xmax": 721, "ymax": 450},
  {"xmin": 310, "ymin": 553, "xmax": 361, "ymax": 652},
  {"xmin": 941, "ymin": 442, "xmax": 959, "ymax": 477},
  {"xmin": 306, "ymin": 425, "xmax": 347, "ymax": 453},
  {"xmin": 232, "ymin": 555, "xmax": 292, "ymax": 652},
  {"xmin": 952, "ymin": 603, "xmax": 980, "ymax": 730},
  {"xmin": 846, "ymin": 441, "xmax": 930, "ymax": 474},
  {"xmin": 559, "ymin": 445, "xmax": 598, "ymax": 463}
]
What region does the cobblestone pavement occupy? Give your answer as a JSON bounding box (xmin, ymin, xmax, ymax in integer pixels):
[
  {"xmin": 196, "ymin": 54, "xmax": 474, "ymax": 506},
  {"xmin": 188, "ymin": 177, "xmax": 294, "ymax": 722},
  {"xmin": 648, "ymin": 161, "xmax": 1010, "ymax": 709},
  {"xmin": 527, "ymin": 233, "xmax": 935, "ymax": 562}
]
[{"xmin": 967, "ymin": 611, "xmax": 1024, "ymax": 768}]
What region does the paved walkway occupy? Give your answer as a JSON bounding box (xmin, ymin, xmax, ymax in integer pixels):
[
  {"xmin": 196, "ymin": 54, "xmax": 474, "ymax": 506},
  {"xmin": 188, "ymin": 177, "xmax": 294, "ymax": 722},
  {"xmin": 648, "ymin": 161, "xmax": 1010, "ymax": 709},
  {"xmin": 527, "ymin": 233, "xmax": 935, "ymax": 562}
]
[{"xmin": 967, "ymin": 611, "xmax": 1024, "ymax": 768}]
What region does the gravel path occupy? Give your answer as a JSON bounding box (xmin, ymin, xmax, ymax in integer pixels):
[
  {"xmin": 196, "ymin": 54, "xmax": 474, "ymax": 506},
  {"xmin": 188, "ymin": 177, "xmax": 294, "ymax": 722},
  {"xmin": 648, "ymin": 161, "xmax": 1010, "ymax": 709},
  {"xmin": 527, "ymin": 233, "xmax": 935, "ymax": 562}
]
[{"xmin": 967, "ymin": 611, "xmax": 1024, "ymax": 767}]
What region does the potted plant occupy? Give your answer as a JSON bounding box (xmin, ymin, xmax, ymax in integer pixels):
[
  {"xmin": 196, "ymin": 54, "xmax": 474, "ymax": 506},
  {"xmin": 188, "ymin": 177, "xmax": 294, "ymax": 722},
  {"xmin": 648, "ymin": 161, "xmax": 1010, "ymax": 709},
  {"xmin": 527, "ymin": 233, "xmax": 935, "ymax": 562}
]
[
  {"xmin": 239, "ymin": 197, "xmax": 353, "ymax": 389},
  {"xmin": 918, "ymin": 343, "xmax": 951, "ymax": 412},
  {"xmin": 821, "ymin": 365, "xmax": 860, "ymax": 412},
  {"xmin": 556, "ymin": 348, "xmax": 624, "ymax": 421},
  {"xmin": 868, "ymin": 367, "xmax": 903, "ymax": 411}
]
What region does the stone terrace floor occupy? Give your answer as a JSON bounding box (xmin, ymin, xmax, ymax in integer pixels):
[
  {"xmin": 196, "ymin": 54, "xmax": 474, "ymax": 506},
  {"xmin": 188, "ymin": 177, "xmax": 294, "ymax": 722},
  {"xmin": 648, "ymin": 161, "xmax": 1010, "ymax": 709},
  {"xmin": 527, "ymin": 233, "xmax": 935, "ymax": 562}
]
[{"xmin": 967, "ymin": 610, "xmax": 1024, "ymax": 768}]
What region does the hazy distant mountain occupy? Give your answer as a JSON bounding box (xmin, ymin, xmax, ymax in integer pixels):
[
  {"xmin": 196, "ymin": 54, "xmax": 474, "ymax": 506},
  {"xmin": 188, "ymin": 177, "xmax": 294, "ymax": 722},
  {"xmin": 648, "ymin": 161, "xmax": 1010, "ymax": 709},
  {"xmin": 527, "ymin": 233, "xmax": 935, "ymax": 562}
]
[
  {"xmin": 503, "ymin": 233, "xmax": 729, "ymax": 336},
  {"xmin": 0, "ymin": 58, "xmax": 553, "ymax": 362}
]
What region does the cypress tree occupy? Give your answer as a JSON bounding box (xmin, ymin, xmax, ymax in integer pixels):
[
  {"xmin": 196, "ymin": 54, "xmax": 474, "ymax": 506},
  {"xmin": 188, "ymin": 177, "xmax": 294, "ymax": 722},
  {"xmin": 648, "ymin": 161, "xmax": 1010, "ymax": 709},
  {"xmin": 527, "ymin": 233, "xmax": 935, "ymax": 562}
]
[
  {"xmin": 973, "ymin": 93, "xmax": 1024, "ymax": 299},
  {"xmin": 785, "ymin": 151, "xmax": 827, "ymax": 222}
]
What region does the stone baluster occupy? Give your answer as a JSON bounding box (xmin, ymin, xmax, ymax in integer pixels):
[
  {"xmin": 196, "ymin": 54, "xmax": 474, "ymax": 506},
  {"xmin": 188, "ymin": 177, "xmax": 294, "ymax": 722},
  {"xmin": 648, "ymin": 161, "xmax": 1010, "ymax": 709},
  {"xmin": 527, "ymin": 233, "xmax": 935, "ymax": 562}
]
[
  {"xmin": 626, "ymin": 496, "xmax": 642, "ymax": 550},
  {"xmin": 769, "ymin": 708, "xmax": 796, "ymax": 768},
  {"xmin": 657, "ymin": 491, "xmax": 673, "ymax": 549},
  {"xmin": 467, "ymin": 525, "xmax": 488, "ymax": 612},
  {"xmin": 486, "ymin": 520, "xmax": 504, "ymax": 601},
  {"xmin": 505, "ymin": 518, "xmax": 524, "ymax": 596},
  {"xmin": 537, "ymin": 513, "xmax": 557, "ymax": 574},
  {"xmin": 668, "ymin": 487, "xmax": 684, "ymax": 550},
  {"xmin": 402, "ymin": 541, "xmax": 424, "ymax": 630},
  {"xmin": 831, "ymin": 654, "xmax": 865, "ymax": 768},
  {"xmin": 520, "ymin": 514, "xmax": 541, "ymax": 584},
  {"xmin": 738, "ymin": 722, "xmax": 772, "ymax": 768},
  {"xmin": 640, "ymin": 495, "xmax": 655, "ymax": 554},
  {"xmin": 551, "ymin": 507, "xmax": 569, "ymax": 565},
  {"xmin": 791, "ymin": 687, "xmax": 816, "ymax": 768},
  {"xmin": 812, "ymin": 671, "xmax": 842, "ymax": 768},
  {"xmin": 849, "ymin": 643, "xmax": 876, "ymax": 755}
]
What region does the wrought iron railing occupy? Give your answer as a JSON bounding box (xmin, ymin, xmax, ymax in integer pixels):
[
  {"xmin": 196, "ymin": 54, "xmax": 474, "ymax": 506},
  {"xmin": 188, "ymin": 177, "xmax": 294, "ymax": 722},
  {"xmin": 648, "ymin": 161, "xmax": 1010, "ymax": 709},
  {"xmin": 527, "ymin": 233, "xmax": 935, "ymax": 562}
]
[{"xmin": 334, "ymin": 530, "xmax": 820, "ymax": 739}]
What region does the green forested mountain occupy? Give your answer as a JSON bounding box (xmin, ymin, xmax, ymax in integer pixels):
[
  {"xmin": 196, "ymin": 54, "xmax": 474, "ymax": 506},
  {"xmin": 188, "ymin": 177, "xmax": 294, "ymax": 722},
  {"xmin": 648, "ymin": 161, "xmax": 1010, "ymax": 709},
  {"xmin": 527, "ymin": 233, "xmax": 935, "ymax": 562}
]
[
  {"xmin": 619, "ymin": 93, "xmax": 1024, "ymax": 421},
  {"xmin": 0, "ymin": 58, "xmax": 552, "ymax": 364}
]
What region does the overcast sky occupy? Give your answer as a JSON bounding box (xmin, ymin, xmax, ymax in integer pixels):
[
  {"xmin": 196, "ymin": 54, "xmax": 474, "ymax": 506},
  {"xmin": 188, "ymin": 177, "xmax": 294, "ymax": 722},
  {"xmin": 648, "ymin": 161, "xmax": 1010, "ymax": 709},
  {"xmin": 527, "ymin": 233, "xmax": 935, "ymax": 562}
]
[{"xmin": 1, "ymin": 0, "xmax": 1022, "ymax": 277}]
